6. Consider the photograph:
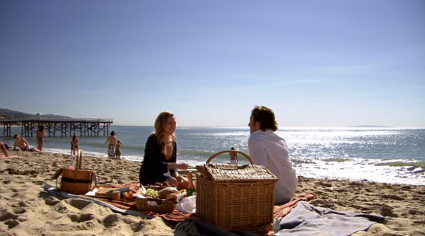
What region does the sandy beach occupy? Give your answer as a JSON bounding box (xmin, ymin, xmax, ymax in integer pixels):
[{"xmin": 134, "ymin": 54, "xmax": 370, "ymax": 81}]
[{"xmin": 1, "ymin": 150, "xmax": 424, "ymax": 236}]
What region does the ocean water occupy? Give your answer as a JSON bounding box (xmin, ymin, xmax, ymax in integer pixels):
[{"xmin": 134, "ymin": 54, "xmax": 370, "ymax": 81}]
[{"xmin": 2, "ymin": 126, "xmax": 424, "ymax": 185}]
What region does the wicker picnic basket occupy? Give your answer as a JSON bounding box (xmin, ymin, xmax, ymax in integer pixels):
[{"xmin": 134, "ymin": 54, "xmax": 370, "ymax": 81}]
[
  {"xmin": 135, "ymin": 198, "xmax": 177, "ymax": 214},
  {"xmin": 52, "ymin": 149, "xmax": 96, "ymax": 195},
  {"xmin": 196, "ymin": 150, "xmax": 278, "ymax": 233}
]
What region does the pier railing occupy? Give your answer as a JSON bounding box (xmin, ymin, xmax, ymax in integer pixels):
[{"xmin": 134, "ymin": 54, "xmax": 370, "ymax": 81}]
[{"xmin": 0, "ymin": 117, "xmax": 113, "ymax": 137}]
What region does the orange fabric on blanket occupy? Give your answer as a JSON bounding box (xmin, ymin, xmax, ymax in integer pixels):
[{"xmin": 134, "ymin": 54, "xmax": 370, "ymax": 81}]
[{"xmin": 273, "ymin": 193, "xmax": 317, "ymax": 218}]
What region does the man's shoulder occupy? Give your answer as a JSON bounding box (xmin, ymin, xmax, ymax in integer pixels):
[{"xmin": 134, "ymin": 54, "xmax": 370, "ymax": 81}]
[
  {"xmin": 248, "ymin": 131, "xmax": 264, "ymax": 143},
  {"xmin": 249, "ymin": 130, "xmax": 267, "ymax": 138},
  {"xmin": 250, "ymin": 130, "xmax": 283, "ymax": 141}
]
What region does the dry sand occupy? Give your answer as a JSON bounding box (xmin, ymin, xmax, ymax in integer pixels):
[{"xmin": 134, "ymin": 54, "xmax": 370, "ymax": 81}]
[{"xmin": 1, "ymin": 151, "xmax": 424, "ymax": 236}]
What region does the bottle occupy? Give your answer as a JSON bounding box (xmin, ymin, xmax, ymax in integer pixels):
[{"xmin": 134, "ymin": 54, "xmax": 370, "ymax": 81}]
[
  {"xmin": 68, "ymin": 155, "xmax": 76, "ymax": 170},
  {"xmin": 111, "ymin": 191, "xmax": 120, "ymax": 201},
  {"xmin": 187, "ymin": 171, "xmax": 196, "ymax": 196}
]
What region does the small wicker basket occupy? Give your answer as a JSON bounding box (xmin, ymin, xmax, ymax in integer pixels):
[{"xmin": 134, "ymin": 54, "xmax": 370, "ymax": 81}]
[
  {"xmin": 135, "ymin": 198, "xmax": 177, "ymax": 214},
  {"xmin": 196, "ymin": 150, "xmax": 278, "ymax": 233},
  {"xmin": 51, "ymin": 149, "xmax": 96, "ymax": 195},
  {"xmin": 60, "ymin": 168, "xmax": 95, "ymax": 194}
]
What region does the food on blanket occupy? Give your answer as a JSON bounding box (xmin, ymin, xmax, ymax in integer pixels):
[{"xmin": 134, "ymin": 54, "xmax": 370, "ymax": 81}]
[
  {"xmin": 177, "ymin": 189, "xmax": 187, "ymax": 202},
  {"xmin": 165, "ymin": 193, "xmax": 178, "ymax": 201},
  {"xmin": 154, "ymin": 182, "xmax": 170, "ymax": 187},
  {"xmin": 124, "ymin": 192, "xmax": 134, "ymax": 201},
  {"xmin": 145, "ymin": 189, "xmax": 159, "ymax": 198},
  {"xmin": 139, "ymin": 184, "xmax": 147, "ymax": 194},
  {"xmin": 111, "ymin": 191, "xmax": 120, "ymax": 201},
  {"xmin": 95, "ymin": 186, "xmax": 116, "ymax": 197},
  {"xmin": 158, "ymin": 187, "xmax": 179, "ymax": 199},
  {"xmin": 145, "ymin": 182, "xmax": 171, "ymax": 189}
]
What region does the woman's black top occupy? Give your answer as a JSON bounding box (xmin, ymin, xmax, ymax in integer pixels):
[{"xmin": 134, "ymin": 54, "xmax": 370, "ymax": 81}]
[{"xmin": 139, "ymin": 134, "xmax": 177, "ymax": 185}]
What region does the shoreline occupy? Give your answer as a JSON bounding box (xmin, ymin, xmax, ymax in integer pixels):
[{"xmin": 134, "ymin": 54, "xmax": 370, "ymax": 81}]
[
  {"xmin": 1, "ymin": 151, "xmax": 425, "ymax": 235},
  {"xmin": 18, "ymin": 148, "xmax": 425, "ymax": 186}
]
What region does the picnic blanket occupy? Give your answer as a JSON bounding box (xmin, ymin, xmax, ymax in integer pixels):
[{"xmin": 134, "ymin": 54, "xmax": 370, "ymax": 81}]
[
  {"xmin": 45, "ymin": 183, "xmax": 385, "ymax": 235},
  {"xmin": 274, "ymin": 201, "xmax": 386, "ymax": 235},
  {"xmin": 175, "ymin": 198, "xmax": 386, "ymax": 236}
]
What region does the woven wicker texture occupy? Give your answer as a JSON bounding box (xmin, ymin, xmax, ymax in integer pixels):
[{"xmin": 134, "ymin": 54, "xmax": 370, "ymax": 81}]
[
  {"xmin": 135, "ymin": 198, "xmax": 177, "ymax": 214},
  {"xmin": 204, "ymin": 164, "xmax": 277, "ymax": 182},
  {"xmin": 58, "ymin": 149, "xmax": 96, "ymax": 195},
  {"xmin": 196, "ymin": 150, "xmax": 278, "ymax": 232},
  {"xmin": 60, "ymin": 169, "xmax": 95, "ymax": 194}
]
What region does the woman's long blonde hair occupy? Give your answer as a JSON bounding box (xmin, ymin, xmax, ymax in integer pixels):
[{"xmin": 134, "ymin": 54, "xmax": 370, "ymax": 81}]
[{"xmin": 154, "ymin": 111, "xmax": 176, "ymax": 152}]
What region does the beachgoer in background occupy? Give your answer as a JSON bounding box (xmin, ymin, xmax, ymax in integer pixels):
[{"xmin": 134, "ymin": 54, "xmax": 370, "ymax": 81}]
[
  {"xmin": 71, "ymin": 135, "xmax": 79, "ymax": 155},
  {"xmin": 115, "ymin": 140, "xmax": 122, "ymax": 159},
  {"xmin": 0, "ymin": 142, "xmax": 9, "ymax": 157},
  {"xmin": 247, "ymin": 105, "xmax": 298, "ymax": 204},
  {"xmin": 229, "ymin": 146, "xmax": 238, "ymax": 164},
  {"xmin": 139, "ymin": 111, "xmax": 189, "ymax": 188},
  {"xmin": 13, "ymin": 134, "xmax": 41, "ymax": 152},
  {"xmin": 105, "ymin": 131, "xmax": 117, "ymax": 158},
  {"xmin": 36, "ymin": 125, "xmax": 46, "ymax": 151}
]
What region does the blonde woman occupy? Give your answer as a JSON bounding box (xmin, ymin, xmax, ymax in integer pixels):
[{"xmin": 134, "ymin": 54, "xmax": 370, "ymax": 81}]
[{"xmin": 139, "ymin": 111, "xmax": 189, "ymax": 188}]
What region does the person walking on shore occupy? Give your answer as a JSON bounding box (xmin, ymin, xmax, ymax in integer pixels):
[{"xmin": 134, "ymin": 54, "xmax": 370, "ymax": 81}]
[
  {"xmin": 36, "ymin": 125, "xmax": 46, "ymax": 151},
  {"xmin": 71, "ymin": 135, "xmax": 79, "ymax": 156},
  {"xmin": 105, "ymin": 131, "xmax": 117, "ymax": 158},
  {"xmin": 247, "ymin": 105, "xmax": 298, "ymax": 204},
  {"xmin": 13, "ymin": 134, "xmax": 41, "ymax": 152},
  {"xmin": 115, "ymin": 140, "xmax": 122, "ymax": 159}
]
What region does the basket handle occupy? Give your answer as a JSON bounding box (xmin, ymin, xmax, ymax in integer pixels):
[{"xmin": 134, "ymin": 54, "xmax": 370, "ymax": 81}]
[
  {"xmin": 206, "ymin": 150, "xmax": 253, "ymax": 164},
  {"xmin": 75, "ymin": 149, "xmax": 83, "ymax": 170}
]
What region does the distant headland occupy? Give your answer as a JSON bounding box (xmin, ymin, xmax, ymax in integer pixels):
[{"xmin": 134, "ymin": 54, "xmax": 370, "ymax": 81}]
[{"xmin": 0, "ymin": 108, "xmax": 71, "ymax": 119}]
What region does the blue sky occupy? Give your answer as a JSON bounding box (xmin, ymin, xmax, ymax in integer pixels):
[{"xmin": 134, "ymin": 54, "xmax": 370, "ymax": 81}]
[{"xmin": 1, "ymin": 0, "xmax": 424, "ymax": 127}]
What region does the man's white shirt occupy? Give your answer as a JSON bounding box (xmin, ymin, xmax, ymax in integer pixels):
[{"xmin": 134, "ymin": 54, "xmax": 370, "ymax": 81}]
[{"xmin": 248, "ymin": 129, "xmax": 298, "ymax": 204}]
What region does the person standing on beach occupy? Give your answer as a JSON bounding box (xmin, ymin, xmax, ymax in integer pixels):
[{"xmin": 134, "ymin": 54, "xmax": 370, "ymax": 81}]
[
  {"xmin": 36, "ymin": 125, "xmax": 46, "ymax": 151},
  {"xmin": 139, "ymin": 111, "xmax": 189, "ymax": 188},
  {"xmin": 115, "ymin": 140, "xmax": 122, "ymax": 160},
  {"xmin": 13, "ymin": 134, "xmax": 41, "ymax": 152},
  {"xmin": 247, "ymin": 105, "xmax": 298, "ymax": 204},
  {"xmin": 105, "ymin": 131, "xmax": 117, "ymax": 158},
  {"xmin": 71, "ymin": 134, "xmax": 79, "ymax": 155}
]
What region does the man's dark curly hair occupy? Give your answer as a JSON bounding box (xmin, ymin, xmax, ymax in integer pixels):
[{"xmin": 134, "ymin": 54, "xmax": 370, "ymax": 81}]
[{"xmin": 251, "ymin": 106, "xmax": 278, "ymax": 131}]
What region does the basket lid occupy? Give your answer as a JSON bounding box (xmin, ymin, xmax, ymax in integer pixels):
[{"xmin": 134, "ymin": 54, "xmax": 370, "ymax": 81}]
[{"xmin": 201, "ymin": 164, "xmax": 278, "ymax": 182}]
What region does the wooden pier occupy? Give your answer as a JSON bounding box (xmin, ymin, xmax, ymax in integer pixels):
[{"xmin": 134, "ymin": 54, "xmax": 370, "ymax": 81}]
[{"xmin": 0, "ymin": 117, "xmax": 113, "ymax": 137}]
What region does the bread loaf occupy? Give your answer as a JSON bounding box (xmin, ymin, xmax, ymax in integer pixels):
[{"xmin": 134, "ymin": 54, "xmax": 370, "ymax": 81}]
[
  {"xmin": 158, "ymin": 187, "xmax": 178, "ymax": 199},
  {"xmin": 165, "ymin": 193, "xmax": 178, "ymax": 201}
]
